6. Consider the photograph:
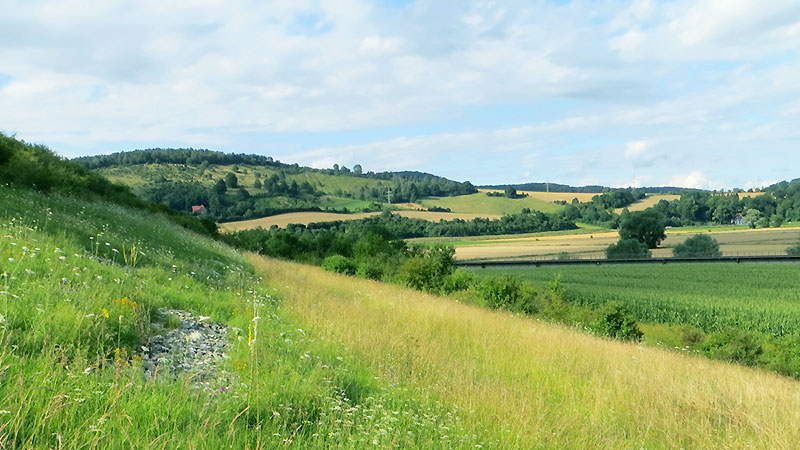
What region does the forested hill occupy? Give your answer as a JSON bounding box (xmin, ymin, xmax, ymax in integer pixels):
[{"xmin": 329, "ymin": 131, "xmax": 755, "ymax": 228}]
[
  {"xmin": 483, "ymin": 182, "xmax": 698, "ymax": 194},
  {"xmin": 73, "ymin": 148, "xmax": 477, "ymax": 222}
]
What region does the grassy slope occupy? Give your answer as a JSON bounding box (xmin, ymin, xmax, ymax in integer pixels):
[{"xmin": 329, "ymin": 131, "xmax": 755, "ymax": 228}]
[
  {"xmin": 420, "ymin": 193, "xmax": 565, "ymax": 215},
  {"xmin": 475, "ymin": 263, "xmax": 800, "ymax": 336},
  {"xmin": 253, "ymin": 256, "xmax": 800, "ymax": 449},
  {"xmin": 0, "ymin": 186, "xmax": 484, "ymax": 448},
  {"xmin": 98, "ymin": 164, "xmax": 388, "ymax": 194}
]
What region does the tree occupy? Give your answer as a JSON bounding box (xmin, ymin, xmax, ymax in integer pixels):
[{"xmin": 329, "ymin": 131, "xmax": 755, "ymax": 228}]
[
  {"xmin": 213, "ymin": 179, "xmax": 227, "ymax": 195},
  {"xmin": 353, "ymin": 164, "xmax": 363, "ymax": 175},
  {"xmin": 253, "ymin": 179, "xmax": 262, "ymax": 189},
  {"xmin": 224, "ymin": 172, "xmax": 238, "ymax": 188},
  {"xmin": 673, "ymin": 234, "xmax": 721, "ymax": 258},
  {"xmin": 618, "ymin": 209, "xmax": 667, "ymax": 248},
  {"xmin": 605, "ymin": 238, "xmax": 651, "ymax": 259},
  {"xmin": 504, "ymin": 186, "xmax": 518, "ymax": 199}
]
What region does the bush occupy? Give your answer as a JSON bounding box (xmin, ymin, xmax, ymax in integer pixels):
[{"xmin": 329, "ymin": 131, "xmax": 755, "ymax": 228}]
[
  {"xmin": 766, "ymin": 335, "xmax": 800, "ymax": 378},
  {"xmin": 588, "ymin": 302, "xmax": 643, "ymax": 341},
  {"xmin": 322, "ymin": 255, "xmax": 356, "ymax": 275},
  {"xmin": 605, "ymin": 238, "xmax": 651, "ymax": 259},
  {"xmin": 672, "ymin": 234, "xmax": 721, "ymax": 258},
  {"xmin": 701, "ymin": 330, "xmax": 764, "ymax": 366},
  {"xmin": 787, "ymin": 239, "xmax": 800, "ymax": 256},
  {"xmin": 356, "ymin": 262, "xmax": 383, "ymax": 280},
  {"xmin": 442, "ymin": 268, "xmax": 474, "ymax": 294}
]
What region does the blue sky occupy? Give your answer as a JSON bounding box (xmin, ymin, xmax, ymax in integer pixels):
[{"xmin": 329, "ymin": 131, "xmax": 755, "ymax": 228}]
[{"xmin": 2, "ymin": 0, "xmax": 800, "ymax": 189}]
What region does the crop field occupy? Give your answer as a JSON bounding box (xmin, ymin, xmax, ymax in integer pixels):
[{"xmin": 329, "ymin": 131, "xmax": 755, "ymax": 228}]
[
  {"xmin": 454, "ymin": 226, "xmax": 800, "ymax": 260},
  {"xmin": 614, "ymin": 194, "xmax": 681, "ymax": 213},
  {"xmin": 471, "ymin": 262, "xmax": 800, "ymax": 337},
  {"xmin": 253, "ymin": 256, "xmax": 800, "ymax": 449},
  {"xmin": 420, "ymin": 192, "xmax": 565, "ymax": 215},
  {"xmin": 478, "ymin": 188, "xmax": 598, "ymax": 203},
  {"xmin": 219, "ymin": 210, "xmax": 502, "ymax": 231}
]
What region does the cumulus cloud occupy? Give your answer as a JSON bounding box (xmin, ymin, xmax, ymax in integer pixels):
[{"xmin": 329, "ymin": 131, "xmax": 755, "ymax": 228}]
[
  {"xmin": 667, "ymin": 171, "xmax": 726, "ymax": 190},
  {"xmin": 0, "ymin": 0, "xmax": 799, "ymax": 187}
]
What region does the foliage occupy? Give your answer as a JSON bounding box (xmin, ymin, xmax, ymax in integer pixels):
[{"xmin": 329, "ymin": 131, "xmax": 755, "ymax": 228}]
[
  {"xmin": 322, "ymin": 255, "xmax": 357, "ymax": 275},
  {"xmin": 398, "ymin": 245, "xmax": 456, "ymax": 293},
  {"xmin": 672, "ymin": 234, "xmax": 722, "ymax": 258},
  {"xmin": 605, "ymin": 238, "xmax": 651, "ymax": 259},
  {"xmin": 787, "ymin": 237, "xmax": 800, "ymax": 256},
  {"xmin": 701, "ymin": 330, "xmax": 764, "ymax": 366},
  {"xmin": 618, "ymin": 209, "xmax": 667, "ymax": 248},
  {"xmin": 588, "ymin": 302, "xmax": 644, "ymax": 341}
]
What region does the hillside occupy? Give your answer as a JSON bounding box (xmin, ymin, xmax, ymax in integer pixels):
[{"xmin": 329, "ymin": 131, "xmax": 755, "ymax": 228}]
[
  {"xmin": 5, "ymin": 135, "xmax": 800, "ymax": 447},
  {"xmin": 74, "ymin": 149, "xmax": 477, "ymax": 222}
]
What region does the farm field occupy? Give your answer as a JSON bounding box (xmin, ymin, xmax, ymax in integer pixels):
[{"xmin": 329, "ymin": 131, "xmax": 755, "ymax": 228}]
[
  {"xmin": 614, "ymin": 194, "xmax": 681, "ymax": 213},
  {"xmin": 454, "ymin": 226, "xmax": 800, "ymax": 260},
  {"xmin": 419, "ymin": 192, "xmax": 565, "ymax": 215},
  {"xmin": 219, "ymin": 210, "xmax": 502, "ymax": 231},
  {"xmin": 470, "ymin": 262, "xmax": 800, "ymax": 337},
  {"xmin": 478, "ymin": 188, "xmax": 599, "ymax": 203},
  {"xmin": 254, "ymin": 255, "xmax": 800, "ymax": 449}
]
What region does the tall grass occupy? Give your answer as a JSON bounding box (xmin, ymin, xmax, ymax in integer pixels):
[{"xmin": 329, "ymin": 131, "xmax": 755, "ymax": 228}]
[
  {"xmin": 0, "ymin": 186, "xmax": 486, "ymax": 448},
  {"xmin": 252, "ymin": 256, "xmax": 800, "ymax": 449}
]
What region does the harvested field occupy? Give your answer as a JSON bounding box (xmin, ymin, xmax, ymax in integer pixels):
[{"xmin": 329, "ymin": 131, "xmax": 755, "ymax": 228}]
[
  {"xmin": 455, "ymin": 226, "xmax": 800, "ymax": 260},
  {"xmin": 478, "ymin": 188, "xmax": 599, "ymax": 203},
  {"xmin": 420, "ymin": 193, "xmax": 564, "ymax": 215},
  {"xmin": 220, "ymin": 210, "xmax": 502, "ymax": 231},
  {"xmin": 614, "ymin": 194, "xmax": 681, "ymax": 213}
]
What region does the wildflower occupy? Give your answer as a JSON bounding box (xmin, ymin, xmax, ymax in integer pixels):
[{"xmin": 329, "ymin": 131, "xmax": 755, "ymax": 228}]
[
  {"xmin": 0, "ymin": 410, "xmax": 11, "ymax": 415},
  {"xmin": 83, "ymin": 367, "xmax": 93, "ymax": 374},
  {"xmin": 36, "ymin": 308, "xmax": 45, "ymax": 313},
  {"xmin": 58, "ymin": 256, "xmax": 66, "ymax": 260},
  {"xmin": 7, "ymin": 258, "xmax": 14, "ymax": 262},
  {"xmin": 99, "ymin": 308, "xmax": 110, "ymax": 318}
]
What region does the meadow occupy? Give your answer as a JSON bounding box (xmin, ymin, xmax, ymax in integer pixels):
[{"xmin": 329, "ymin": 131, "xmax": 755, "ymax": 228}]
[
  {"xmin": 613, "ymin": 194, "xmax": 681, "ymax": 213},
  {"xmin": 0, "ymin": 186, "xmax": 488, "ymax": 448},
  {"xmin": 253, "ymin": 256, "xmax": 800, "ymax": 449},
  {"xmin": 419, "ymin": 192, "xmax": 565, "ymax": 215},
  {"xmin": 472, "ymin": 263, "xmax": 800, "ymax": 337}
]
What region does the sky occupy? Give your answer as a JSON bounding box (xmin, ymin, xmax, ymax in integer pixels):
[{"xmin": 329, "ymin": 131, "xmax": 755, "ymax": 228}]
[{"xmin": 1, "ymin": 0, "xmax": 800, "ymax": 189}]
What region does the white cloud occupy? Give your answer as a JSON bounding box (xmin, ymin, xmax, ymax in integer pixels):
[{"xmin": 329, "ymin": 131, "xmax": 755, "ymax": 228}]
[
  {"xmin": 0, "ymin": 0, "xmax": 798, "ymax": 187},
  {"xmin": 667, "ymin": 171, "xmax": 725, "ymax": 190}
]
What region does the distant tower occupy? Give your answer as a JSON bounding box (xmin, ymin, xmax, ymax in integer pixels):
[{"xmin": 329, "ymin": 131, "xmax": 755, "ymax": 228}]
[
  {"xmin": 546, "ymin": 181, "xmax": 550, "ymax": 202},
  {"xmin": 387, "ymin": 187, "xmax": 393, "ymax": 204}
]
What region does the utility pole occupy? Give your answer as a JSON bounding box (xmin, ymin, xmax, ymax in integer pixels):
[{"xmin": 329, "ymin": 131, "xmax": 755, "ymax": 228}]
[
  {"xmin": 386, "ymin": 187, "xmax": 393, "ymax": 204},
  {"xmin": 546, "ymin": 181, "xmax": 550, "ymax": 203}
]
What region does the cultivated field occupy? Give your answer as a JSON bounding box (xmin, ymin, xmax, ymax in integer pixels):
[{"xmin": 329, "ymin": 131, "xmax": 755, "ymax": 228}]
[
  {"xmin": 454, "ymin": 226, "xmax": 800, "ymax": 260},
  {"xmin": 254, "ymin": 255, "xmax": 800, "ymax": 449},
  {"xmin": 219, "ymin": 210, "xmax": 502, "ymax": 231},
  {"xmin": 420, "ymin": 192, "xmax": 565, "ymax": 215},
  {"xmin": 478, "ymin": 188, "xmax": 599, "ymax": 203},
  {"xmin": 614, "ymin": 194, "xmax": 681, "ymax": 213},
  {"xmin": 474, "ymin": 262, "xmax": 800, "ymax": 337}
]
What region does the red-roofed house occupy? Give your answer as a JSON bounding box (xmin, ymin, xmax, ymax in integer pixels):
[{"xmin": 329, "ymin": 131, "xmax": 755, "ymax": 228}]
[{"xmin": 191, "ymin": 205, "xmax": 208, "ymax": 215}]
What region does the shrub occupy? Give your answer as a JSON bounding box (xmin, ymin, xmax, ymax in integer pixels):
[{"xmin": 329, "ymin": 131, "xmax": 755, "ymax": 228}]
[
  {"xmin": 356, "ymin": 261, "xmax": 383, "ymax": 280},
  {"xmin": 701, "ymin": 330, "xmax": 764, "ymax": 366},
  {"xmin": 588, "ymin": 302, "xmax": 643, "ymax": 341},
  {"xmin": 672, "ymin": 234, "xmax": 721, "ymax": 258},
  {"xmin": 766, "ymin": 335, "xmax": 800, "ymax": 378},
  {"xmin": 322, "ymin": 255, "xmax": 356, "ymax": 275},
  {"xmin": 605, "ymin": 238, "xmax": 651, "ymax": 259},
  {"xmin": 442, "ymin": 268, "xmax": 474, "ymax": 294},
  {"xmin": 787, "ymin": 239, "xmax": 800, "ymax": 256}
]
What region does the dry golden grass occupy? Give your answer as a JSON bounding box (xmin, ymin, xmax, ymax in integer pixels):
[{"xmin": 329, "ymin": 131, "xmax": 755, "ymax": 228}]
[
  {"xmin": 250, "ymin": 254, "xmax": 800, "ymax": 449},
  {"xmin": 614, "ymin": 194, "xmax": 682, "ymax": 213},
  {"xmin": 478, "ymin": 188, "xmax": 599, "ymax": 203},
  {"xmin": 456, "ymin": 226, "xmax": 800, "ymax": 260},
  {"xmin": 219, "ymin": 210, "xmax": 502, "ymax": 231}
]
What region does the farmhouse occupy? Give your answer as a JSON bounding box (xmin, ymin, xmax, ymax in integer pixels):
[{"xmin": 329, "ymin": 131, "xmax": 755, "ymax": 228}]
[
  {"xmin": 732, "ymin": 213, "xmax": 746, "ymax": 226},
  {"xmin": 191, "ymin": 205, "xmax": 208, "ymax": 215}
]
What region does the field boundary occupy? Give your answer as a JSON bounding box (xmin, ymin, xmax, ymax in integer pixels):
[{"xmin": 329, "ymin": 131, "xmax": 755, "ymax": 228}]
[{"xmin": 457, "ymin": 254, "xmax": 800, "ymax": 267}]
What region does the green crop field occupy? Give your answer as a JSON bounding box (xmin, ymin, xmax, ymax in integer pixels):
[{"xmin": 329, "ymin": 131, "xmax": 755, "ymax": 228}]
[
  {"xmin": 472, "ymin": 263, "xmax": 800, "ymax": 336},
  {"xmin": 420, "ymin": 192, "xmax": 565, "ymax": 215}
]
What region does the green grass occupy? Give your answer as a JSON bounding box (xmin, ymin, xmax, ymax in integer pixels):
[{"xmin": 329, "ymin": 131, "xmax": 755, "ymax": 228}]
[
  {"xmin": 0, "ymin": 185, "xmax": 489, "ymax": 448},
  {"xmin": 472, "ymin": 263, "xmax": 800, "ymax": 336},
  {"xmin": 97, "ymin": 163, "xmax": 387, "ymax": 198},
  {"xmin": 419, "ymin": 193, "xmax": 565, "ymax": 215},
  {"xmin": 318, "ymin": 195, "xmax": 376, "ymax": 211}
]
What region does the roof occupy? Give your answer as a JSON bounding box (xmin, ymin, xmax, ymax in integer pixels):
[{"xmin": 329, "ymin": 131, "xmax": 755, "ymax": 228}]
[{"xmin": 191, "ymin": 205, "xmax": 207, "ymax": 212}]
